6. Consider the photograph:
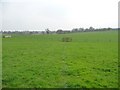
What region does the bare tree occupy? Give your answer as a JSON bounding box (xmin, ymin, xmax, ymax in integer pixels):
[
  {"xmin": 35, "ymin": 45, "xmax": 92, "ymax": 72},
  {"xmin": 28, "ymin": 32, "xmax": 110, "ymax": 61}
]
[{"xmin": 45, "ymin": 28, "xmax": 50, "ymax": 34}]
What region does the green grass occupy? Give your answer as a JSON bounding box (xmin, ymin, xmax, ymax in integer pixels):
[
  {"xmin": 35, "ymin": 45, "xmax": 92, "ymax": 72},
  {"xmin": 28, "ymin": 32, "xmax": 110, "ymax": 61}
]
[
  {"xmin": 0, "ymin": 33, "xmax": 2, "ymax": 89},
  {"xmin": 2, "ymin": 30, "xmax": 118, "ymax": 88}
]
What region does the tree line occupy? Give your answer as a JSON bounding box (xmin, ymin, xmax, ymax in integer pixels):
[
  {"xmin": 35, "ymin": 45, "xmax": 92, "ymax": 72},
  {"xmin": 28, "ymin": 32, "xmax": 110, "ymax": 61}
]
[{"xmin": 2, "ymin": 27, "xmax": 118, "ymax": 34}]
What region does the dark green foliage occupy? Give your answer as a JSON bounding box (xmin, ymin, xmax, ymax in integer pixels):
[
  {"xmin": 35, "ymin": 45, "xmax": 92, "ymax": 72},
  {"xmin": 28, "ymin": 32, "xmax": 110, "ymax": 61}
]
[{"xmin": 62, "ymin": 37, "xmax": 72, "ymax": 42}]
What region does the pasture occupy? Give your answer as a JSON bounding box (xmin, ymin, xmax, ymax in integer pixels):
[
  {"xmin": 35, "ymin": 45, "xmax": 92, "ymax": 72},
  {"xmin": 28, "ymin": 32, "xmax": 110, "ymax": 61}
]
[
  {"xmin": 0, "ymin": 33, "xmax": 2, "ymax": 89},
  {"xmin": 2, "ymin": 30, "xmax": 118, "ymax": 88}
]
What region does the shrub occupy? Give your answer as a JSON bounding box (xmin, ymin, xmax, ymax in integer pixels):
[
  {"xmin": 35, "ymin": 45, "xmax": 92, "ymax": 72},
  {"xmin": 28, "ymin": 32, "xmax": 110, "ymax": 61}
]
[
  {"xmin": 2, "ymin": 35, "xmax": 5, "ymax": 38},
  {"xmin": 62, "ymin": 37, "xmax": 72, "ymax": 42}
]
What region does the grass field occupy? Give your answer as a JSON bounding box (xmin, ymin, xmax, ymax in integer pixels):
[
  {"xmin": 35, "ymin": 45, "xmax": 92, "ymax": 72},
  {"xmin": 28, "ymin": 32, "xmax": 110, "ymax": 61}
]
[
  {"xmin": 2, "ymin": 30, "xmax": 118, "ymax": 88},
  {"xmin": 0, "ymin": 33, "xmax": 2, "ymax": 89}
]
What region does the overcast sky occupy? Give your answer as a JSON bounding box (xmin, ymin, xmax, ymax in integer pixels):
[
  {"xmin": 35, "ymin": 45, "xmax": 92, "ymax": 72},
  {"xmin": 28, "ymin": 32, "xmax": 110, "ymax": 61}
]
[{"xmin": 0, "ymin": 0, "xmax": 119, "ymax": 31}]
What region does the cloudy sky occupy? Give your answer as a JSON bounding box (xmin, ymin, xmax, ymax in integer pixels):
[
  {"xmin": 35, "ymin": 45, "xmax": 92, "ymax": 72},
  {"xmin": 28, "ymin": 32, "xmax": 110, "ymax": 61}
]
[{"xmin": 0, "ymin": 0, "xmax": 119, "ymax": 31}]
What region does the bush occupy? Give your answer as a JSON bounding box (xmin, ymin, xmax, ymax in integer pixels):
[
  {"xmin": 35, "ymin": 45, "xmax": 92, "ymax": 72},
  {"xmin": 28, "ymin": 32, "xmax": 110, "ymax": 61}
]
[
  {"xmin": 2, "ymin": 35, "xmax": 5, "ymax": 38},
  {"xmin": 62, "ymin": 37, "xmax": 72, "ymax": 42}
]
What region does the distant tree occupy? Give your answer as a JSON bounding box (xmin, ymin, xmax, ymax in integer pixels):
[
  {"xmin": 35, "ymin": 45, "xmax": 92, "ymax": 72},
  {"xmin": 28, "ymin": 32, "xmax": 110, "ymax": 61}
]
[
  {"xmin": 56, "ymin": 29, "xmax": 63, "ymax": 34},
  {"xmin": 78, "ymin": 28, "xmax": 84, "ymax": 32},
  {"xmin": 45, "ymin": 28, "xmax": 50, "ymax": 34},
  {"xmin": 64, "ymin": 30, "xmax": 71, "ymax": 34},
  {"xmin": 41, "ymin": 31, "xmax": 45, "ymax": 34},
  {"xmin": 72, "ymin": 28, "xmax": 79, "ymax": 32},
  {"xmin": 89, "ymin": 26, "xmax": 94, "ymax": 31},
  {"xmin": 85, "ymin": 28, "xmax": 89, "ymax": 32},
  {"xmin": 107, "ymin": 27, "xmax": 112, "ymax": 30}
]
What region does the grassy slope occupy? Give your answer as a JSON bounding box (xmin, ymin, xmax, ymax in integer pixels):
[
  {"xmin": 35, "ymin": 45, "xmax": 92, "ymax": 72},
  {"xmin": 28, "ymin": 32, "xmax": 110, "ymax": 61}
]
[{"xmin": 2, "ymin": 31, "xmax": 118, "ymax": 88}]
